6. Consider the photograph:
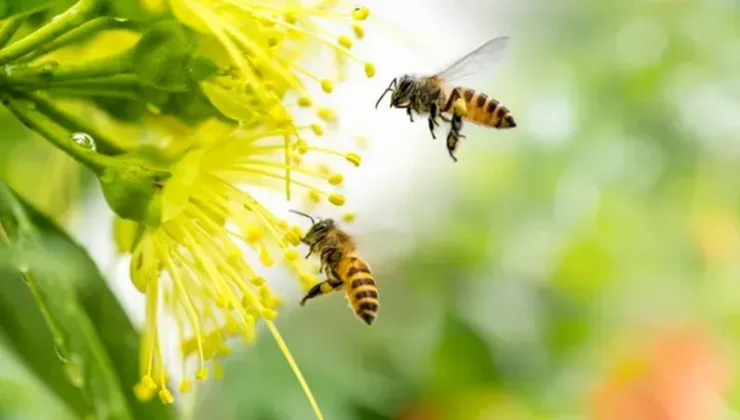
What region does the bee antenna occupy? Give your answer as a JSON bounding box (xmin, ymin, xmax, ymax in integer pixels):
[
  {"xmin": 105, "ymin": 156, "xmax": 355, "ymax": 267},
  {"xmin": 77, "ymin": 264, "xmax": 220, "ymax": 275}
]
[
  {"xmin": 375, "ymin": 78, "xmax": 397, "ymax": 109},
  {"xmin": 289, "ymin": 209, "xmax": 316, "ymax": 224}
]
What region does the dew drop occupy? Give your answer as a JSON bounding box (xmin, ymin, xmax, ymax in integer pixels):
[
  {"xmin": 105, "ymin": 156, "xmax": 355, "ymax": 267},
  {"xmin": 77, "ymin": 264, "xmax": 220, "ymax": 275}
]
[
  {"xmin": 16, "ymin": 261, "xmax": 30, "ymax": 276},
  {"xmin": 63, "ymin": 354, "xmax": 85, "ymax": 388},
  {"xmin": 54, "ymin": 343, "xmax": 70, "ymax": 363},
  {"xmin": 71, "ymin": 132, "xmax": 96, "ymax": 151}
]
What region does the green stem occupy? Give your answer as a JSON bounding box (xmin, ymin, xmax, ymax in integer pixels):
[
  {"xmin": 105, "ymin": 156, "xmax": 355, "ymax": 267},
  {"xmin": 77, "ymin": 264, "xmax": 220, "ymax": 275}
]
[
  {"xmin": 2, "ymin": 92, "xmax": 170, "ymax": 226},
  {"xmin": 18, "ymin": 72, "xmax": 140, "ymax": 88},
  {"xmin": 13, "ymin": 73, "xmax": 142, "ymax": 91},
  {"xmin": 0, "ymin": 0, "xmax": 103, "ymax": 65},
  {"xmin": 0, "ymin": 50, "xmax": 133, "ymax": 87},
  {"xmin": 34, "ymin": 87, "xmax": 142, "ymax": 101},
  {"xmin": 0, "ymin": 15, "xmax": 26, "ymax": 49},
  {"xmin": 18, "ymin": 17, "xmax": 138, "ymax": 63},
  {"xmin": 18, "ymin": 91, "xmax": 127, "ymax": 155},
  {"xmin": 1, "ymin": 94, "xmax": 112, "ymax": 174}
]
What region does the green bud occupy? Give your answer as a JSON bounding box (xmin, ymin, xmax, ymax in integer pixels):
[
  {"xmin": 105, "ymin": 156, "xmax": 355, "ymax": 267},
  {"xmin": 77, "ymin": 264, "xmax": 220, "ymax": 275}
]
[{"xmin": 98, "ymin": 158, "xmax": 171, "ymax": 228}]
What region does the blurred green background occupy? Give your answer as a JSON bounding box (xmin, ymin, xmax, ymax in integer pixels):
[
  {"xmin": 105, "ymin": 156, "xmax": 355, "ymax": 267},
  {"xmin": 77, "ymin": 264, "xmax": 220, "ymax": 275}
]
[{"xmin": 2, "ymin": 0, "xmax": 740, "ymax": 419}]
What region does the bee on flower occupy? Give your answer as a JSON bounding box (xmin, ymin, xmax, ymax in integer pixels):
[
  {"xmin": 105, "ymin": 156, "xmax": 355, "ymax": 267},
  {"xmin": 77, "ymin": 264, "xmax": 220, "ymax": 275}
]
[
  {"xmin": 124, "ymin": 116, "xmax": 361, "ymax": 412},
  {"xmin": 117, "ymin": 0, "xmax": 375, "ymax": 412}
]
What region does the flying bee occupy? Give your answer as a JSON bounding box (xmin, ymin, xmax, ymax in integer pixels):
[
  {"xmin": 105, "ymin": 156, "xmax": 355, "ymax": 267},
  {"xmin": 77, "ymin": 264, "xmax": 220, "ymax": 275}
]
[
  {"xmin": 375, "ymin": 36, "xmax": 516, "ymax": 162},
  {"xmin": 290, "ymin": 210, "xmax": 379, "ymax": 325}
]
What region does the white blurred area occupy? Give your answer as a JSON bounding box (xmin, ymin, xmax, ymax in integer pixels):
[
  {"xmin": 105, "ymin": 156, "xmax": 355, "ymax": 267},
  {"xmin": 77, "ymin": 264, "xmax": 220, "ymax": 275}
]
[{"xmin": 63, "ymin": 0, "xmax": 518, "ymax": 386}]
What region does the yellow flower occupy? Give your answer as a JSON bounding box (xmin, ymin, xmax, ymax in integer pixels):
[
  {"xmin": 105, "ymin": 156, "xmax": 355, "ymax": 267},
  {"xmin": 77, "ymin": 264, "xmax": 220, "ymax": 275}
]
[
  {"xmin": 167, "ymin": 0, "xmax": 374, "ymax": 207},
  {"xmin": 111, "ymin": 2, "xmax": 373, "ymax": 417},
  {"xmin": 124, "ymin": 118, "xmax": 359, "ymax": 417},
  {"xmin": 170, "ymin": 0, "xmax": 375, "ymax": 127}
]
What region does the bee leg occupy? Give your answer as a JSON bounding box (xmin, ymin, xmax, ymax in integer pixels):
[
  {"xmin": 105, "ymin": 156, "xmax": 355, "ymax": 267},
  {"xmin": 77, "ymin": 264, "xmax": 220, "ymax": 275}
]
[
  {"xmin": 406, "ymin": 106, "xmax": 414, "ymax": 122},
  {"xmin": 430, "ymin": 104, "xmax": 442, "ymax": 127},
  {"xmin": 446, "ymin": 114, "xmax": 464, "ymax": 162},
  {"xmin": 305, "ymin": 242, "xmax": 317, "ymax": 259},
  {"xmin": 300, "ymin": 279, "xmax": 341, "ymax": 306},
  {"xmin": 427, "ymin": 118, "xmax": 436, "ymax": 139},
  {"xmin": 446, "ymin": 133, "xmax": 459, "ymax": 162},
  {"xmin": 321, "ymin": 246, "xmax": 343, "ymax": 269}
]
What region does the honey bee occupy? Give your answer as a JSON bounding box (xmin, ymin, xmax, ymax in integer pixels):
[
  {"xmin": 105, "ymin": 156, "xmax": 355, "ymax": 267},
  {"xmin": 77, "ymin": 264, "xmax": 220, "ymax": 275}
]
[
  {"xmin": 375, "ymin": 36, "xmax": 516, "ymax": 162},
  {"xmin": 290, "ymin": 210, "xmax": 379, "ymax": 325}
]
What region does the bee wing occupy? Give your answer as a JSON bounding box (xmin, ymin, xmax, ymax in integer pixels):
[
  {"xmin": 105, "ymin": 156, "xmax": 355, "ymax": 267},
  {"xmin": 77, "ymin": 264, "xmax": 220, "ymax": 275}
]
[{"xmin": 434, "ymin": 36, "xmax": 510, "ymax": 88}]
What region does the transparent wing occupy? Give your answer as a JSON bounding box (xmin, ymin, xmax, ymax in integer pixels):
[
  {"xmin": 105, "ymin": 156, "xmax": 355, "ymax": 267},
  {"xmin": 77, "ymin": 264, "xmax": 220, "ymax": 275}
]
[{"xmin": 434, "ymin": 36, "xmax": 510, "ymax": 87}]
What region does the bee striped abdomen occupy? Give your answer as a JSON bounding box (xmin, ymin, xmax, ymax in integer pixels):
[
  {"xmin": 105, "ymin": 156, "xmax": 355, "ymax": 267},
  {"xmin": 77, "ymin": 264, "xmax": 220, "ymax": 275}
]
[
  {"xmin": 343, "ymin": 257, "xmax": 379, "ymax": 325},
  {"xmin": 450, "ymin": 87, "xmax": 516, "ymax": 129}
]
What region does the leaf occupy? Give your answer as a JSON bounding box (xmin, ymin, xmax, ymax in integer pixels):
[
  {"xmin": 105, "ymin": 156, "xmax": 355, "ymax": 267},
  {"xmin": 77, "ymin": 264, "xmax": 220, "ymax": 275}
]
[
  {"xmin": 132, "ymin": 20, "xmax": 197, "ymax": 92},
  {"xmin": 429, "ymin": 316, "xmax": 499, "ymax": 392},
  {"xmin": 0, "ymin": 180, "xmax": 175, "ymax": 419}
]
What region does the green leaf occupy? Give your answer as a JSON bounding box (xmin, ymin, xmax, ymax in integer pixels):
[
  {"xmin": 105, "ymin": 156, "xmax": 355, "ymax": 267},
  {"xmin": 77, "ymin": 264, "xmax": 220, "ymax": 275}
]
[
  {"xmin": 429, "ymin": 316, "xmax": 499, "ymax": 392},
  {"xmin": 132, "ymin": 20, "xmax": 197, "ymax": 92},
  {"xmin": 0, "ymin": 180, "xmax": 175, "ymax": 419}
]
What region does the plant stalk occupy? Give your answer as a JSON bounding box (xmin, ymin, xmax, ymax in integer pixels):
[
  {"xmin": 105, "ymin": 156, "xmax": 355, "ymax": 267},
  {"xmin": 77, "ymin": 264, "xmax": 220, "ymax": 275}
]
[
  {"xmin": 0, "ymin": 0, "xmax": 103, "ymax": 65},
  {"xmin": 19, "ymin": 91, "xmax": 127, "ymax": 155},
  {"xmin": 0, "ymin": 50, "xmax": 133, "ymax": 87},
  {"xmin": 1, "ymin": 94, "xmax": 112, "ymax": 174},
  {"xmin": 0, "ymin": 15, "xmax": 26, "ymax": 49}
]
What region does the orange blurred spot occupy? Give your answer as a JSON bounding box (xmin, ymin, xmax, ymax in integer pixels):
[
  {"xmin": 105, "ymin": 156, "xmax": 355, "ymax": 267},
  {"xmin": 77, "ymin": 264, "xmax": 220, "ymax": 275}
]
[{"xmin": 591, "ymin": 328, "xmax": 727, "ymax": 420}]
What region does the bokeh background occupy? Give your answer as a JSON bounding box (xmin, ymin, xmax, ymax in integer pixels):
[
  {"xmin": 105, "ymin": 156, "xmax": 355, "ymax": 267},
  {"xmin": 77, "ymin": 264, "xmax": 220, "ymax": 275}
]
[{"xmin": 1, "ymin": 0, "xmax": 739, "ymax": 419}]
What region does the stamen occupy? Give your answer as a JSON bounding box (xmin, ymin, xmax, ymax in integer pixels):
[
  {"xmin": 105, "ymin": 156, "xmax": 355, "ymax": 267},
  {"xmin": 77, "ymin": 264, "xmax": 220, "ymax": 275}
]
[
  {"xmin": 184, "ymin": 0, "xmax": 267, "ymax": 102},
  {"xmin": 223, "ymin": 0, "xmax": 366, "ymax": 65},
  {"xmin": 180, "ymin": 228, "xmax": 253, "ymax": 326},
  {"xmin": 160, "ymin": 249, "xmax": 207, "ymax": 378},
  {"xmin": 224, "ymin": 159, "xmax": 338, "ymax": 182},
  {"xmin": 266, "ymin": 321, "xmax": 324, "ymax": 420},
  {"xmin": 205, "ymin": 176, "xmax": 289, "ymax": 247}
]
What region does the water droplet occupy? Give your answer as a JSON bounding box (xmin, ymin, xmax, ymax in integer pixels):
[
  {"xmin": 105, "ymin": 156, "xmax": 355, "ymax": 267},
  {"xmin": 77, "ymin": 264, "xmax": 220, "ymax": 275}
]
[
  {"xmin": 54, "ymin": 343, "xmax": 69, "ymax": 363},
  {"xmin": 71, "ymin": 133, "xmax": 96, "ymax": 151},
  {"xmin": 63, "ymin": 354, "xmax": 85, "ymax": 388}
]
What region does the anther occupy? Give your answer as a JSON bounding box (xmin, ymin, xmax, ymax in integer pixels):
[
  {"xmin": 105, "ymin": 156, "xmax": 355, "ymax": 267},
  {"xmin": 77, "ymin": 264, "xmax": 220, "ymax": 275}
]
[
  {"xmin": 338, "ymin": 35, "xmax": 353, "ymax": 49},
  {"xmin": 345, "ymin": 152, "xmax": 362, "ymax": 167},
  {"xmin": 352, "ymin": 24, "xmax": 364, "ymax": 39},
  {"xmin": 317, "ymin": 107, "xmax": 337, "ymax": 123},
  {"xmin": 320, "ymin": 79, "xmax": 334, "ymax": 93},
  {"xmin": 159, "ymin": 389, "xmax": 175, "ymax": 404},
  {"xmin": 179, "ymin": 379, "xmax": 192, "ymax": 394},
  {"xmin": 328, "ymin": 174, "xmax": 344, "ymax": 185},
  {"xmin": 310, "ymin": 123, "xmax": 324, "ymax": 136},
  {"xmin": 250, "ymin": 276, "xmax": 266, "ymax": 286},
  {"xmin": 196, "ymin": 367, "xmax": 209, "ymax": 381},
  {"xmin": 364, "ymin": 62, "xmax": 376, "ymax": 78},
  {"xmin": 352, "ymin": 6, "xmax": 370, "ymax": 20},
  {"xmin": 329, "ymin": 193, "xmax": 346, "ymax": 206},
  {"xmin": 284, "ymin": 249, "xmax": 300, "ymax": 261}
]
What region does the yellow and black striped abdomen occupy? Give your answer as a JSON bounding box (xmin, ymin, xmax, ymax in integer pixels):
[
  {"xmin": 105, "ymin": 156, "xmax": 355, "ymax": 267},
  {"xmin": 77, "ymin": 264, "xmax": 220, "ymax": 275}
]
[
  {"xmin": 451, "ymin": 87, "xmax": 516, "ymax": 129},
  {"xmin": 340, "ymin": 255, "xmax": 379, "ymax": 325}
]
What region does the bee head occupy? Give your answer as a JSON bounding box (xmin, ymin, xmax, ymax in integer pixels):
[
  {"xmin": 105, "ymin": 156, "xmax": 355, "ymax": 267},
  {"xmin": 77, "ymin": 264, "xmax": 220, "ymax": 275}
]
[
  {"xmin": 375, "ymin": 74, "xmax": 416, "ymax": 109},
  {"xmin": 290, "ymin": 210, "xmax": 335, "ymax": 245},
  {"xmin": 302, "ymin": 218, "xmax": 336, "ymax": 246},
  {"xmin": 390, "ymin": 75, "xmax": 416, "ymax": 106}
]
